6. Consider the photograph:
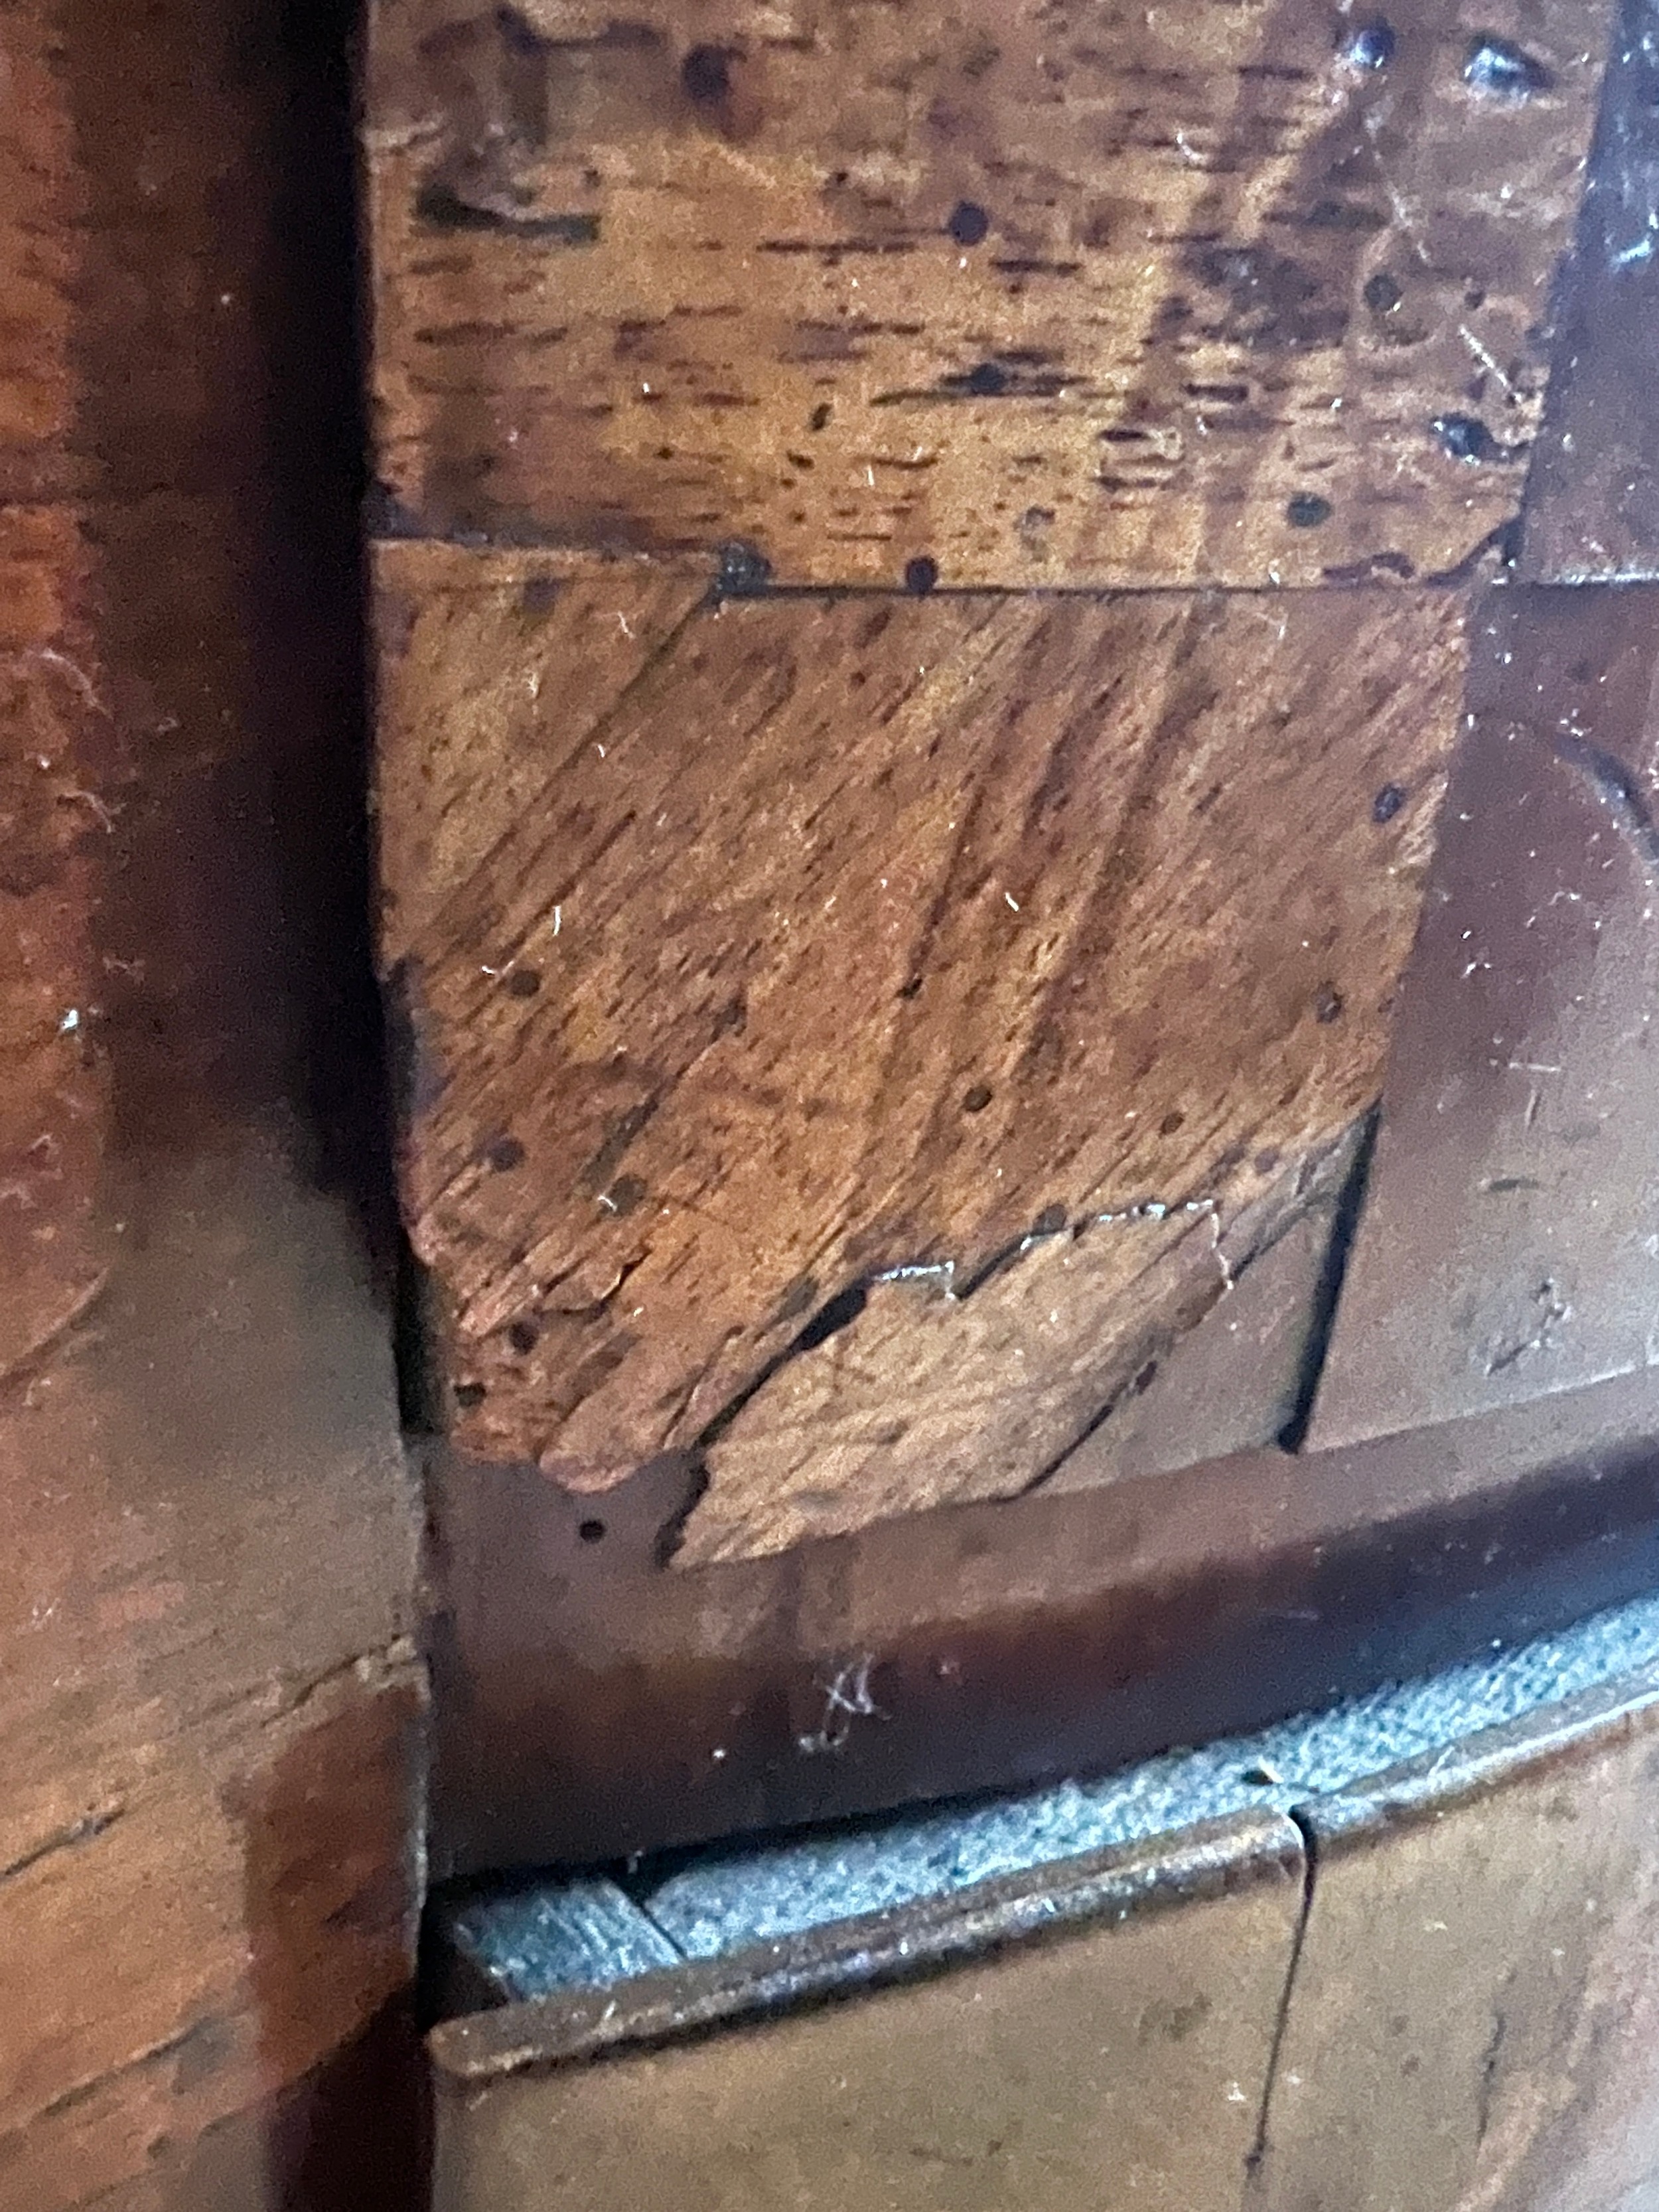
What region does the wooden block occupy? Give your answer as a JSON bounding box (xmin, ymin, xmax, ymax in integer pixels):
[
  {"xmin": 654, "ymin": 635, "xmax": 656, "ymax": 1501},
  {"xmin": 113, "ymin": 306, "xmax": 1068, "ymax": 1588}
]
[
  {"xmin": 380, "ymin": 544, "xmax": 1465, "ymax": 1549},
  {"xmin": 1256, "ymin": 1666, "xmax": 1659, "ymax": 2211},
  {"xmin": 366, "ymin": 0, "xmax": 1608, "ymax": 587},
  {"xmin": 1309, "ymin": 586, "xmax": 1659, "ymax": 1448},
  {"xmin": 430, "ymin": 1813, "xmax": 1305, "ymax": 2212}
]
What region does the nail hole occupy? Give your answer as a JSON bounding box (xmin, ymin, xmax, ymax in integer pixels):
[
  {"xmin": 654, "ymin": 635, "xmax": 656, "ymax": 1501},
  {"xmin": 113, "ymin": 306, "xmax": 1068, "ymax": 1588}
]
[
  {"xmin": 682, "ymin": 44, "xmax": 731, "ymax": 104},
  {"xmin": 904, "ymin": 554, "xmax": 940, "ymax": 594},
  {"xmin": 948, "ymin": 199, "xmax": 991, "ymax": 245},
  {"xmin": 578, "ymin": 1518, "xmax": 607, "ymax": 1543},
  {"xmin": 1340, "ymin": 17, "xmax": 1396, "ymax": 68},
  {"xmin": 965, "ymin": 360, "xmax": 1009, "ymax": 396},
  {"xmin": 962, "ymin": 1081, "xmax": 993, "ymax": 1112},
  {"xmin": 1363, "ymin": 270, "xmax": 1403, "ymax": 313}
]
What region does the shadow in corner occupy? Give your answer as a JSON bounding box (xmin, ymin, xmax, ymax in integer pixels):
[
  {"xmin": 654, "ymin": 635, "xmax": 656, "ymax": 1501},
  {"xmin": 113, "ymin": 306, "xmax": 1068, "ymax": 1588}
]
[{"xmin": 238, "ymin": 1686, "xmax": 431, "ymax": 2211}]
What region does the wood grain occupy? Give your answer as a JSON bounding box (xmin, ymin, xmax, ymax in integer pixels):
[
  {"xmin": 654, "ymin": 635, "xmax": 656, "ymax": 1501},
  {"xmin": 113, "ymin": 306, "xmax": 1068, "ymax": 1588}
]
[
  {"xmin": 0, "ymin": 1, "xmax": 421, "ymax": 2204},
  {"xmin": 1519, "ymin": 0, "xmax": 1659, "ymax": 581},
  {"xmin": 1258, "ymin": 1672, "xmax": 1659, "ymax": 2212},
  {"xmin": 380, "ymin": 546, "xmax": 1466, "ymax": 1547},
  {"xmin": 684, "ymin": 1120, "xmax": 1362, "ymax": 1562},
  {"xmin": 375, "ymin": 541, "xmax": 711, "ymax": 958},
  {"xmin": 0, "ymin": 0, "xmax": 120, "ymax": 1392},
  {"xmin": 1311, "ymin": 585, "xmax": 1659, "ymax": 1447},
  {"xmin": 367, "ymin": 0, "xmax": 1609, "ymax": 588}
]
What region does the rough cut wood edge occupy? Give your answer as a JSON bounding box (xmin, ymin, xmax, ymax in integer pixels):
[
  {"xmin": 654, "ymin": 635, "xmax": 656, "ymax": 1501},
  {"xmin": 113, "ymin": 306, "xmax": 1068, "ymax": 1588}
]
[
  {"xmin": 679, "ymin": 1118, "xmax": 1368, "ymax": 1564},
  {"xmin": 366, "ymin": 0, "xmax": 1611, "ymax": 587}
]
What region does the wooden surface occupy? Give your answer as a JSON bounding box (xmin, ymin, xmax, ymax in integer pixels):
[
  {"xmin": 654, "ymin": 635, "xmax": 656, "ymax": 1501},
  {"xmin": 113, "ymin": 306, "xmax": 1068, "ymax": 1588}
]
[
  {"xmin": 1310, "ymin": 585, "xmax": 1659, "ymax": 1448},
  {"xmin": 1258, "ymin": 1668, "xmax": 1659, "ymax": 2211},
  {"xmin": 435, "ymin": 1667, "xmax": 1659, "ymax": 2212},
  {"xmin": 370, "ymin": 0, "xmax": 1659, "ymax": 1867},
  {"xmin": 0, "ymin": 1, "xmax": 421, "ymax": 2206},
  {"xmin": 366, "ymin": 0, "xmax": 1609, "ymax": 589},
  {"xmin": 425, "ymin": 1364, "xmax": 1659, "ymax": 1876},
  {"xmin": 0, "ymin": 1150, "xmax": 419, "ymax": 2212},
  {"xmin": 0, "ymin": 0, "xmax": 115, "ymax": 1395},
  {"xmin": 380, "ymin": 549, "xmax": 1464, "ymax": 1550},
  {"xmin": 1520, "ymin": 0, "xmax": 1659, "ymax": 581},
  {"xmin": 431, "ymin": 1814, "xmax": 1306, "ymax": 2212}
]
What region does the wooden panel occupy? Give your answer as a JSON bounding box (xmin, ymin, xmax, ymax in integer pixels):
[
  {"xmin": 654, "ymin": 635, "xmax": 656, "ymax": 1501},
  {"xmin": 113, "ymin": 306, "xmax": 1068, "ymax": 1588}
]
[
  {"xmin": 0, "ymin": 0, "xmax": 422, "ymax": 2204},
  {"xmin": 1257, "ymin": 1667, "xmax": 1659, "ymax": 2211},
  {"xmin": 682, "ymin": 1120, "xmax": 1364, "ymax": 1563},
  {"xmin": 375, "ymin": 542, "xmax": 711, "ymax": 957},
  {"xmin": 1520, "ymin": 0, "xmax": 1659, "ymax": 581},
  {"xmin": 1309, "ymin": 585, "xmax": 1659, "ymax": 1449},
  {"xmin": 366, "ymin": 0, "xmax": 1608, "ymax": 588},
  {"xmin": 380, "ymin": 546, "xmax": 1465, "ymax": 1547},
  {"xmin": 430, "ymin": 1814, "xmax": 1304, "ymax": 2212}
]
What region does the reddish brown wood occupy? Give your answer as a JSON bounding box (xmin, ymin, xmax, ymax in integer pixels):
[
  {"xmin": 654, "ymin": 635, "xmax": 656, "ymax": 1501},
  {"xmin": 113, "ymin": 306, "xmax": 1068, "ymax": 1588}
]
[
  {"xmin": 367, "ymin": 0, "xmax": 1609, "ymax": 588},
  {"xmin": 380, "ymin": 554, "xmax": 1465, "ymax": 1552},
  {"xmin": 0, "ymin": 2, "xmax": 420, "ymax": 2205}
]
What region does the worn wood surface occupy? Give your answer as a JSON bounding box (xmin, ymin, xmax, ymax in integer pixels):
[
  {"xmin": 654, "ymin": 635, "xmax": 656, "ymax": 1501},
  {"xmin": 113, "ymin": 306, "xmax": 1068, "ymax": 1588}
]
[
  {"xmin": 1520, "ymin": 0, "xmax": 1659, "ymax": 581},
  {"xmin": 1310, "ymin": 585, "xmax": 1659, "ymax": 1449},
  {"xmin": 431, "ymin": 1814, "xmax": 1305, "ymax": 2212},
  {"xmin": 1046, "ymin": 1122, "xmax": 1364, "ymax": 1491},
  {"xmin": 1257, "ymin": 1667, "xmax": 1659, "ymax": 2211},
  {"xmin": 366, "ymin": 0, "xmax": 1608, "ymax": 588},
  {"xmin": 380, "ymin": 547, "xmax": 1464, "ymax": 1548},
  {"xmin": 683, "ymin": 1118, "xmax": 1366, "ymax": 1563},
  {"xmin": 0, "ymin": 0, "xmax": 421, "ymax": 2205}
]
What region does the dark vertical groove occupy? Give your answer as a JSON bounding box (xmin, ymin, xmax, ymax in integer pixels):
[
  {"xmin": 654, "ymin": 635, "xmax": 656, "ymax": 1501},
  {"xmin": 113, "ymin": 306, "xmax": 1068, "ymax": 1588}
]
[
  {"xmin": 1245, "ymin": 1805, "xmax": 1319, "ymax": 2191},
  {"xmin": 264, "ymin": 0, "xmax": 397, "ymax": 1264},
  {"xmin": 1276, "ymin": 1107, "xmax": 1381, "ymax": 1451}
]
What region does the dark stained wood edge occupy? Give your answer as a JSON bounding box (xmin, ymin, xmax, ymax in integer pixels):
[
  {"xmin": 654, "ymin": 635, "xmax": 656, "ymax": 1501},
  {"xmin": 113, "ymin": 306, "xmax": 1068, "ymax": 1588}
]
[{"xmin": 426, "ymin": 1362, "xmax": 1659, "ymax": 1875}]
